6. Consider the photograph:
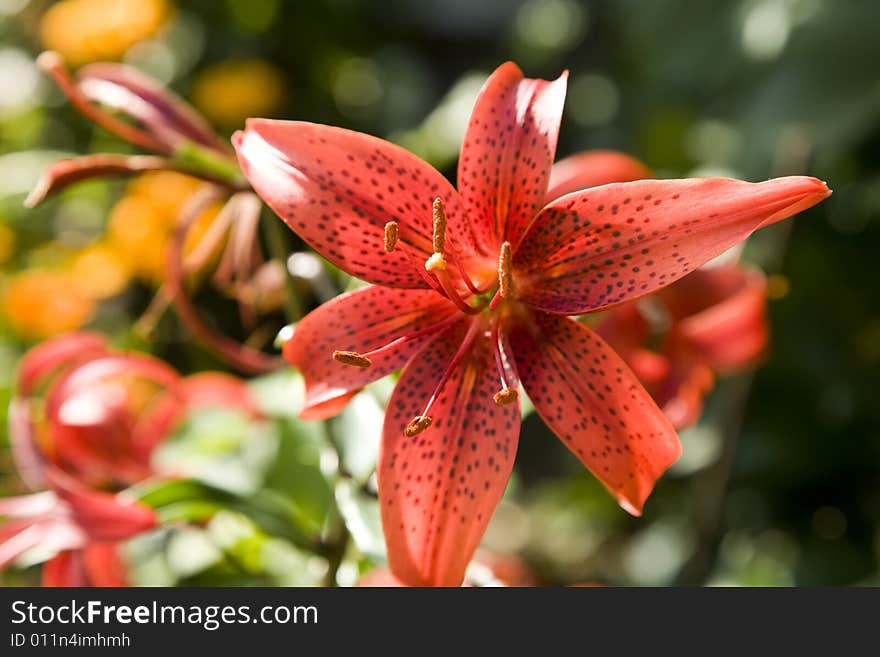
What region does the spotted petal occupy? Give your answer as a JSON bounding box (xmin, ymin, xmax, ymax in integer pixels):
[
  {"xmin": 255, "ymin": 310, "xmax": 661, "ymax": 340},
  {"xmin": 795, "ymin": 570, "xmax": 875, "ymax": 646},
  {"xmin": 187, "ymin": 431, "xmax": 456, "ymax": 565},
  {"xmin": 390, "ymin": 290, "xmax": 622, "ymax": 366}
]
[
  {"xmin": 284, "ymin": 286, "xmax": 459, "ymax": 420},
  {"xmin": 235, "ymin": 119, "xmax": 481, "ymax": 288},
  {"xmin": 510, "ymin": 312, "xmax": 680, "ymax": 515},
  {"xmin": 378, "ymin": 321, "xmax": 520, "ymax": 586},
  {"xmin": 545, "ymin": 150, "xmax": 652, "ymax": 203},
  {"xmin": 514, "ymin": 176, "xmax": 830, "ymax": 314},
  {"xmin": 458, "ymin": 62, "xmax": 568, "ymax": 252}
]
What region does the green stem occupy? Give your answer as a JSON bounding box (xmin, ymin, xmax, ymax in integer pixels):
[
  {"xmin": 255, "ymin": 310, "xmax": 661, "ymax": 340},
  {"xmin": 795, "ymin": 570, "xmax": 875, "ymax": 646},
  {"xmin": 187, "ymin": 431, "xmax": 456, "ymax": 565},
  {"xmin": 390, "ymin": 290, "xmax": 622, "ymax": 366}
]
[{"xmin": 173, "ymin": 141, "xmax": 248, "ymax": 189}]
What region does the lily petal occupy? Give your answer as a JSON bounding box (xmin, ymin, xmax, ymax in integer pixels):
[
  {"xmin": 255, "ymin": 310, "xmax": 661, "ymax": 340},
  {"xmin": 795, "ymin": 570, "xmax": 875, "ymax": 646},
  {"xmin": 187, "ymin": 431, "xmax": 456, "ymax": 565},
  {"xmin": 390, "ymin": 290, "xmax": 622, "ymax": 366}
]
[
  {"xmin": 43, "ymin": 551, "xmax": 88, "ymax": 587},
  {"xmin": 660, "ymin": 265, "xmax": 768, "ymax": 371},
  {"xmin": 510, "ymin": 312, "xmax": 680, "ymax": 515},
  {"xmin": 514, "ymin": 176, "xmax": 830, "ymax": 314},
  {"xmin": 458, "ymin": 62, "xmax": 568, "ymax": 252},
  {"xmin": 25, "ymin": 154, "xmax": 176, "ymax": 208},
  {"xmin": 650, "ymin": 351, "xmax": 714, "ymax": 430},
  {"xmin": 0, "ymin": 519, "xmax": 84, "ymax": 569},
  {"xmin": 47, "ymin": 470, "xmax": 156, "ymax": 542},
  {"xmin": 82, "ymin": 542, "xmax": 130, "ymax": 586},
  {"xmin": 0, "ymin": 491, "xmax": 58, "ymax": 518},
  {"xmin": 284, "ymin": 286, "xmax": 459, "ymax": 420},
  {"xmin": 77, "ymin": 62, "xmax": 226, "ymax": 153},
  {"xmin": 545, "ymin": 150, "xmax": 652, "ymax": 203},
  {"xmin": 43, "ymin": 354, "xmax": 180, "ymax": 486},
  {"xmin": 16, "ymin": 331, "xmax": 108, "ymax": 397},
  {"xmin": 378, "ymin": 322, "xmax": 520, "ymax": 586},
  {"xmin": 235, "ymin": 119, "xmax": 479, "ymax": 287},
  {"xmin": 8, "ymin": 398, "xmax": 49, "ymax": 490}
]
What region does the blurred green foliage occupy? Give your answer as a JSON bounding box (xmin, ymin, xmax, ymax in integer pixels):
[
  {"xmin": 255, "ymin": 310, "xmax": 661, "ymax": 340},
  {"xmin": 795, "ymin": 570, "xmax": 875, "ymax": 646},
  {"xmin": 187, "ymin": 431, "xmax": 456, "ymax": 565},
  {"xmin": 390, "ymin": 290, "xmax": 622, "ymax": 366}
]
[{"xmin": 0, "ymin": 0, "xmax": 877, "ymax": 586}]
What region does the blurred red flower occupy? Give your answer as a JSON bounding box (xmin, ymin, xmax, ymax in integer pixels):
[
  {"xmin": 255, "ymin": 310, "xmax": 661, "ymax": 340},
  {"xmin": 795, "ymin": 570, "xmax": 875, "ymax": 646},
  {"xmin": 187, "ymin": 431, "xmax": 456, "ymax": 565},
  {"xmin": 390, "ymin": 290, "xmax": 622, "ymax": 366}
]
[
  {"xmin": 1, "ymin": 332, "xmax": 259, "ymax": 585},
  {"xmin": 597, "ymin": 264, "xmax": 768, "ymax": 429}
]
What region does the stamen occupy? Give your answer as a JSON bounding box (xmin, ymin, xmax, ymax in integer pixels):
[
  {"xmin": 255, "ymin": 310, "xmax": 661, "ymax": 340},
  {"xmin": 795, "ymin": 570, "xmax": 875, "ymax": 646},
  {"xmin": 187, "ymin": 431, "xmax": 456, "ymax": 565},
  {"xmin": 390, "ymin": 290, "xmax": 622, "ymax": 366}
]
[
  {"xmin": 498, "ymin": 241, "xmax": 514, "ymax": 299},
  {"xmin": 449, "ymin": 250, "xmax": 483, "ymax": 295},
  {"xmin": 432, "ymin": 267, "xmax": 482, "ymax": 315},
  {"xmin": 395, "ymin": 240, "xmax": 447, "ymax": 297},
  {"xmin": 384, "ymin": 221, "xmax": 398, "ymax": 252},
  {"xmin": 432, "ymin": 198, "xmax": 446, "ymax": 255},
  {"xmin": 405, "ymin": 415, "xmax": 433, "ymax": 437},
  {"xmin": 493, "ymin": 388, "xmax": 518, "ymax": 405},
  {"xmin": 405, "ymin": 319, "xmax": 481, "ymax": 437},
  {"xmin": 352, "ymin": 313, "xmax": 462, "ymax": 363},
  {"xmin": 332, "ymin": 350, "xmax": 372, "ymax": 368},
  {"xmin": 491, "ymin": 325, "xmax": 518, "ymax": 406}
]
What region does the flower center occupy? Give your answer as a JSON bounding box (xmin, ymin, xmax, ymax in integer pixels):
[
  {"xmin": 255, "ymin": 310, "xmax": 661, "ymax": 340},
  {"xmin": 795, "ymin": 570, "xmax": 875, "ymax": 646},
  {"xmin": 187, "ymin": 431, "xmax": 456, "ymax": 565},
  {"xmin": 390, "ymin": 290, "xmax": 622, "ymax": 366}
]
[{"xmin": 332, "ymin": 197, "xmax": 520, "ymax": 437}]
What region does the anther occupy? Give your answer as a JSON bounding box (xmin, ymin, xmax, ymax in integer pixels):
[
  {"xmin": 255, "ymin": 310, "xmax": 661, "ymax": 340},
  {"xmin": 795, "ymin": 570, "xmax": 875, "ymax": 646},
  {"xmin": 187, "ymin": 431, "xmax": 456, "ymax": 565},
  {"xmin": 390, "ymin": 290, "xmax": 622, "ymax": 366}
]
[
  {"xmin": 432, "ymin": 198, "xmax": 446, "ymax": 255},
  {"xmin": 383, "ymin": 221, "xmax": 398, "ymax": 252},
  {"xmin": 498, "ymin": 241, "xmax": 514, "ymax": 298},
  {"xmin": 404, "ymin": 415, "xmax": 433, "ymax": 437},
  {"xmin": 332, "ymin": 350, "xmax": 372, "ymax": 368},
  {"xmin": 493, "ymin": 388, "xmax": 519, "ymax": 406}
]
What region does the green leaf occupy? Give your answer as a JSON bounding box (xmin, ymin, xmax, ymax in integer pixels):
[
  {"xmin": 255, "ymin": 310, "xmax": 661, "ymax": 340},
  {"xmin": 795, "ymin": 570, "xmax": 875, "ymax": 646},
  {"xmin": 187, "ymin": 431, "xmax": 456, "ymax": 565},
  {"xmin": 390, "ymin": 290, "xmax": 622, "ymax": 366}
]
[
  {"xmin": 330, "ymin": 391, "xmax": 383, "ymax": 482},
  {"xmin": 152, "ymin": 407, "xmax": 278, "ymax": 496},
  {"xmin": 263, "ymin": 416, "xmax": 335, "ymax": 536},
  {"xmin": 335, "ymin": 480, "xmax": 385, "ymax": 563}
]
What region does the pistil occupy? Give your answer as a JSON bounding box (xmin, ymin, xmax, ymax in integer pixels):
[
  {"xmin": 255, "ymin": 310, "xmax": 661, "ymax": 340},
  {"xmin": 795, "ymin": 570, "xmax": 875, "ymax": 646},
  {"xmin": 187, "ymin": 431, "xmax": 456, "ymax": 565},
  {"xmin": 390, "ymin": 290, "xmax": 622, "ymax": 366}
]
[{"xmin": 491, "ymin": 325, "xmax": 518, "ymax": 406}]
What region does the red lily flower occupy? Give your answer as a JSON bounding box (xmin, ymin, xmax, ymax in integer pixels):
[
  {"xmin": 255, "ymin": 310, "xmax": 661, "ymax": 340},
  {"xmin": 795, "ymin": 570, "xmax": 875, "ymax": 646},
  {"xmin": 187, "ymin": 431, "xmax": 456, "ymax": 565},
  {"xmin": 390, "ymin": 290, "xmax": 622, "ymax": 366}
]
[
  {"xmin": 234, "ymin": 61, "xmax": 830, "ymax": 585},
  {"xmin": 597, "ymin": 263, "xmax": 769, "ymax": 428},
  {"xmin": 0, "ymin": 470, "xmax": 156, "ymax": 586},
  {"xmin": 10, "ymin": 332, "xmax": 262, "ymax": 490},
  {"xmin": 11, "ymin": 332, "xmax": 183, "ymax": 489},
  {"xmin": 4, "ymin": 333, "xmax": 261, "ymax": 585}
]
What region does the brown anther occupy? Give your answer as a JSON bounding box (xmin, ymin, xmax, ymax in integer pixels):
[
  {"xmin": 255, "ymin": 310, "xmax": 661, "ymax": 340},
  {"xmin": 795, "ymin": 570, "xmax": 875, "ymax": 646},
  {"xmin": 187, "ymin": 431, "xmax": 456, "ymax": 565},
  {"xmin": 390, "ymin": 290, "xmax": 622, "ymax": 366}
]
[
  {"xmin": 424, "ymin": 252, "xmax": 447, "ymax": 272},
  {"xmin": 431, "ymin": 197, "xmax": 446, "ymax": 255},
  {"xmin": 493, "ymin": 388, "xmax": 519, "ymax": 406},
  {"xmin": 498, "ymin": 241, "xmax": 514, "ymax": 298},
  {"xmin": 383, "ymin": 221, "xmax": 398, "ymax": 252},
  {"xmin": 332, "ymin": 350, "xmax": 372, "ymax": 368},
  {"xmin": 404, "ymin": 415, "xmax": 433, "ymax": 437}
]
